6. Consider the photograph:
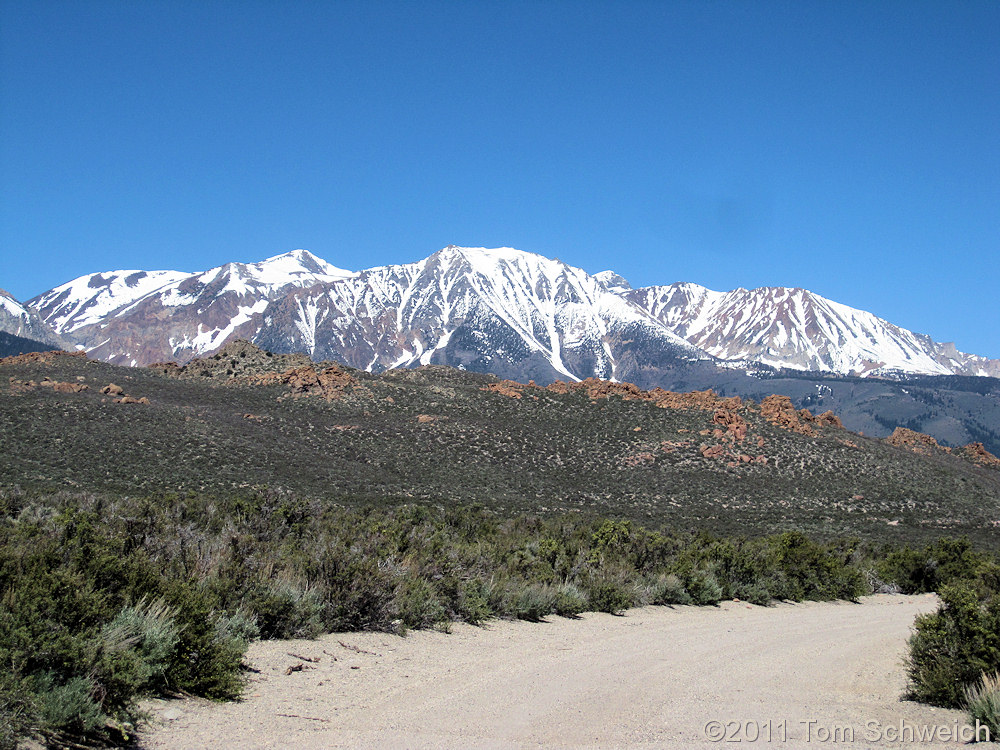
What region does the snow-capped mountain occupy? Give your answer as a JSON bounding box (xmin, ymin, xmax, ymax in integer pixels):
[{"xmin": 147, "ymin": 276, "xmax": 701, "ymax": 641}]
[
  {"xmin": 22, "ymin": 245, "xmax": 1000, "ymax": 380},
  {"xmin": 29, "ymin": 250, "xmax": 354, "ymax": 365},
  {"xmin": 255, "ymin": 246, "xmax": 704, "ymax": 382},
  {"xmin": 623, "ymin": 283, "xmax": 1000, "ymax": 378},
  {"xmin": 0, "ymin": 288, "xmax": 66, "ymax": 348}
]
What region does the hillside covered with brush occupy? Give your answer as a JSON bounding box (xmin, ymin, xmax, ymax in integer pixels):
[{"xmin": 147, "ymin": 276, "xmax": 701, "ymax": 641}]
[{"xmin": 2, "ymin": 341, "xmax": 998, "ymax": 544}]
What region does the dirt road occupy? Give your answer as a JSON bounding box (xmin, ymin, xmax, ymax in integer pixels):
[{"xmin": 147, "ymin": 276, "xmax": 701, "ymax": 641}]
[{"xmin": 139, "ymin": 594, "xmax": 984, "ymax": 749}]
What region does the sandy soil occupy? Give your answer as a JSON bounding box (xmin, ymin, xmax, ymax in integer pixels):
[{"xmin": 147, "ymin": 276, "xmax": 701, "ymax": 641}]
[{"xmin": 138, "ymin": 594, "xmax": 988, "ymax": 749}]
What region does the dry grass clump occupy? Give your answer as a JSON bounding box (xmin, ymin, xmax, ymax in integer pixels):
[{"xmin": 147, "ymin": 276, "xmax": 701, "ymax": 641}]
[{"xmin": 964, "ymin": 672, "xmax": 1000, "ymax": 741}]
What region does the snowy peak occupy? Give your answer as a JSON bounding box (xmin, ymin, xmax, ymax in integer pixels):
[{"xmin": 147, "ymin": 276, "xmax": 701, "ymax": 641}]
[
  {"xmin": 28, "ymin": 249, "xmax": 361, "ymax": 364},
  {"xmin": 593, "ymin": 270, "xmax": 632, "ymax": 295},
  {"xmin": 260, "ymin": 245, "xmax": 704, "ymax": 381},
  {"xmin": 29, "ymin": 270, "xmax": 192, "ymax": 335},
  {"xmin": 21, "ymin": 244, "xmax": 999, "ymax": 380},
  {"xmin": 249, "ymin": 249, "xmax": 356, "ymax": 283},
  {"xmin": 626, "ymin": 283, "xmax": 999, "ymax": 377},
  {"xmin": 0, "ymin": 289, "xmax": 28, "ymax": 319}
]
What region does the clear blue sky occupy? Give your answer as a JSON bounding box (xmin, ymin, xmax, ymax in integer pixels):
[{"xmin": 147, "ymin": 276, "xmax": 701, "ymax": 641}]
[{"xmin": 2, "ymin": 0, "xmax": 998, "ymax": 357}]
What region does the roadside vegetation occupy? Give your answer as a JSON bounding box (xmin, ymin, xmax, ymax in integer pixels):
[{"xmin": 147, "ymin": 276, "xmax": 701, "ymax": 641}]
[
  {"xmin": 891, "ymin": 539, "xmax": 1000, "ymax": 734},
  {"xmin": 2, "ymin": 351, "xmax": 998, "ymax": 746},
  {"xmin": 3, "ymin": 349, "xmax": 999, "ymax": 547},
  {"xmin": 1, "ymin": 487, "xmax": 998, "ymax": 748}
]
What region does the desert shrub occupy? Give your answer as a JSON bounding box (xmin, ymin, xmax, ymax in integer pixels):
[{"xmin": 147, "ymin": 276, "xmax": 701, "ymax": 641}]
[
  {"xmin": 878, "ymin": 537, "xmax": 984, "ymax": 594},
  {"xmin": 643, "ymin": 573, "xmax": 691, "ymax": 606},
  {"xmin": 964, "ymin": 672, "xmax": 1000, "ymax": 742},
  {"xmin": 455, "ymin": 579, "xmax": 492, "ymax": 624},
  {"xmin": 906, "ymin": 581, "xmax": 1000, "ymax": 707},
  {"xmin": 32, "ymin": 673, "xmax": 105, "ymax": 736},
  {"xmin": 319, "ymin": 552, "xmax": 397, "ymax": 631},
  {"xmin": 397, "ymin": 576, "xmax": 448, "ymax": 628},
  {"xmin": 585, "ymin": 574, "xmax": 635, "ymax": 615},
  {"xmin": 685, "ymin": 569, "xmax": 724, "ymax": 605},
  {"xmin": 215, "ymin": 608, "xmax": 261, "ymax": 645},
  {"xmin": 553, "ymin": 582, "xmax": 588, "ymax": 617},
  {"xmin": 159, "ymin": 581, "xmax": 247, "ymax": 699},
  {"xmin": 480, "ymin": 574, "xmax": 515, "ymax": 617},
  {"xmin": 244, "ymin": 581, "xmax": 323, "ymax": 639},
  {"xmin": 769, "ymin": 532, "xmax": 865, "ymax": 602},
  {"xmin": 6, "ymin": 487, "xmax": 992, "ymax": 747},
  {"xmin": 0, "ymin": 673, "xmax": 36, "ymax": 750},
  {"xmin": 731, "ymin": 580, "xmax": 776, "ymax": 607},
  {"xmin": 513, "ymin": 583, "xmax": 557, "ymax": 621},
  {"xmin": 96, "ymin": 597, "xmax": 180, "ymax": 705},
  {"xmin": 590, "ymin": 519, "xmax": 631, "ymax": 558}
]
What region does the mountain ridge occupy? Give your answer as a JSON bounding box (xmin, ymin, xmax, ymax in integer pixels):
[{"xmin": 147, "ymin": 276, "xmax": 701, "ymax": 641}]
[{"xmin": 15, "ymin": 246, "xmax": 1000, "ymax": 380}]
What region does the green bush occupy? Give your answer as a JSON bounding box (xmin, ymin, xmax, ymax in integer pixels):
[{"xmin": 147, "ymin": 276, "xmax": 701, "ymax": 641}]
[
  {"xmin": 97, "ymin": 597, "xmax": 180, "ymax": 705},
  {"xmin": 643, "ymin": 573, "xmax": 691, "ymax": 606},
  {"xmin": 878, "ymin": 538, "xmax": 985, "ymax": 594},
  {"xmin": 5, "ymin": 487, "xmax": 992, "ymax": 747},
  {"xmin": 585, "ymin": 576, "xmax": 634, "ymax": 615},
  {"xmin": 245, "ymin": 582, "xmax": 323, "ymax": 639},
  {"xmin": 397, "ymin": 576, "xmax": 448, "ymax": 628},
  {"xmin": 456, "ymin": 579, "xmax": 492, "ymax": 625},
  {"xmin": 685, "ymin": 569, "xmax": 724, "ymax": 605},
  {"xmin": 906, "ymin": 582, "xmax": 1000, "ymax": 707},
  {"xmin": 0, "ymin": 673, "xmax": 36, "ymax": 750},
  {"xmin": 32, "ymin": 673, "xmax": 105, "ymax": 737},
  {"xmin": 513, "ymin": 583, "xmax": 557, "ymax": 621},
  {"xmin": 553, "ymin": 582, "xmax": 588, "ymax": 617}
]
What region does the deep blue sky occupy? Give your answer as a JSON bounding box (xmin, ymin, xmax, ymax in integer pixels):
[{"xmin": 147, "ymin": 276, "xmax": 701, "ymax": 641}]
[{"xmin": 2, "ymin": 1, "xmax": 998, "ymax": 357}]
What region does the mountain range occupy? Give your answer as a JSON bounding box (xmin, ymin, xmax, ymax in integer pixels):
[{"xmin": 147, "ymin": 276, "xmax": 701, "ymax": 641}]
[
  {"xmin": 5, "ymin": 246, "xmax": 1000, "ymax": 453},
  {"xmin": 15, "ymin": 245, "xmax": 1000, "ymax": 381}
]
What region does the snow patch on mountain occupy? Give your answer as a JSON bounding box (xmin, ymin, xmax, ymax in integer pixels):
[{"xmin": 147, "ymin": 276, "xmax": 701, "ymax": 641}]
[
  {"xmin": 33, "ymin": 270, "xmax": 192, "ymax": 333},
  {"xmin": 0, "ymin": 288, "xmax": 67, "ymax": 348},
  {"xmin": 21, "ymin": 245, "xmax": 999, "ymax": 379},
  {"xmin": 626, "ymin": 283, "xmax": 996, "ymax": 377}
]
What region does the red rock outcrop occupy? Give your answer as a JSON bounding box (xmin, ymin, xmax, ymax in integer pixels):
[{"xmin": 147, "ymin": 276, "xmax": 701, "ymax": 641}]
[
  {"xmin": 417, "ymin": 414, "xmax": 448, "ymax": 424},
  {"xmin": 114, "ymin": 395, "xmax": 150, "ymax": 405},
  {"xmin": 815, "ymin": 410, "xmax": 844, "ymax": 428},
  {"xmin": 712, "ymin": 408, "xmax": 748, "ymax": 441},
  {"xmin": 886, "ymin": 427, "xmax": 945, "ymax": 455},
  {"xmin": 9, "ymin": 376, "xmax": 89, "ymax": 393},
  {"xmin": 884, "ymin": 429, "xmax": 998, "ymax": 469},
  {"xmin": 700, "ymin": 444, "xmax": 725, "ymax": 459},
  {"xmin": 481, "ymin": 380, "xmax": 525, "ymax": 399},
  {"xmin": 760, "ymin": 395, "xmax": 815, "ymax": 436},
  {"xmin": 243, "ymin": 365, "xmax": 368, "ymax": 401},
  {"xmin": 541, "ymin": 379, "xmax": 744, "ymax": 413},
  {"xmin": 0, "ymin": 350, "xmax": 85, "ymax": 366},
  {"xmin": 50, "ymin": 381, "xmax": 89, "ymax": 393},
  {"xmin": 958, "ymin": 442, "xmax": 1000, "ymax": 469}
]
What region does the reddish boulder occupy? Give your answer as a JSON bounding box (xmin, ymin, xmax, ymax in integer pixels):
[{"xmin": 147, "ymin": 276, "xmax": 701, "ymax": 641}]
[
  {"xmin": 700, "ymin": 444, "xmax": 725, "ymax": 459},
  {"xmin": 886, "ymin": 427, "xmax": 944, "ymax": 455},
  {"xmin": 815, "ymin": 410, "xmax": 844, "ymax": 428},
  {"xmin": 959, "ymin": 442, "xmax": 1000, "ymax": 468},
  {"xmin": 760, "ymin": 395, "xmax": 815, "ymax": 436}
]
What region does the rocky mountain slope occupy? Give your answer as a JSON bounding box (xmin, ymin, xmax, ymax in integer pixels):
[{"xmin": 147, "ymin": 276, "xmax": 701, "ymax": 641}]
[
  {"xmin": 254, "ymin": 246, "xmax": 705, "ymax": 383},
  {"xmin": 0, "ymin": 288, "xmax": 67, "ymax": 349},
  {"xmin": 24, "ymin": 246, "xmax": 999, "ymax": 382},
  {"xmin": 623, "ymin": 282, "xmax": 999, "ymax": 377},
  {"xmin": 2, "ymin": 343, "xmax": 998, "ymax": 544},
  {"xmin": 28, "ymin": 249, "xmax": 354, "ymax": 365}
]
